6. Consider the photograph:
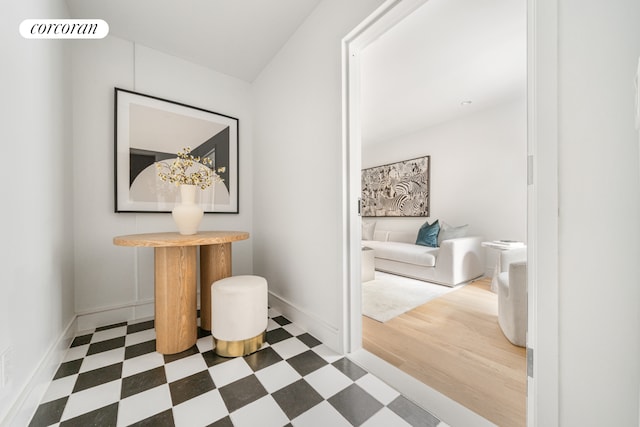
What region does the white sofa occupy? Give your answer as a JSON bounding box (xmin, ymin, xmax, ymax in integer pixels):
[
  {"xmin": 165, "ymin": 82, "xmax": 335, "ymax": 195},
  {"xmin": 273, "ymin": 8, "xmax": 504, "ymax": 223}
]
[{"xmin": 362, "ymin": 229, "xmax": 485, "ymax": 287}]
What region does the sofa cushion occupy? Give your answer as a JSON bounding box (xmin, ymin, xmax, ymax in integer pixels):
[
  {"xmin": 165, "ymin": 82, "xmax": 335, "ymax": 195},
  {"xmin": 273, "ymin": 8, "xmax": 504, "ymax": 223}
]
[
  {"xmin": 364, "ymin": 240, "xmax": 438, "ymax": 267},
  {"xmin": 362, "ymin": 221, "xmax": 376, "ymax": 240},
  {"xmin": 387, "ymin": 230, "xmax": 417, "ymax": 244},
  {"xmin": 372, "ymin": 230, "xmax": 389, "ymax": 242},
  {"xmin": 416, "ymin": 220, "xmax": 440, "ymax": 248},
  {"xmin": 438, "ymin": 222, "xmax": 469, "ymax": 246}
]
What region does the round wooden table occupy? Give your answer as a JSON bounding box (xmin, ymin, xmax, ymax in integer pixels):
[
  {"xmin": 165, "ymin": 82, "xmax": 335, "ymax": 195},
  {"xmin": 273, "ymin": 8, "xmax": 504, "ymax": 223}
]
[{"xmin": 113, "ymin": 230, "xmax": 249, "ymax": 354}]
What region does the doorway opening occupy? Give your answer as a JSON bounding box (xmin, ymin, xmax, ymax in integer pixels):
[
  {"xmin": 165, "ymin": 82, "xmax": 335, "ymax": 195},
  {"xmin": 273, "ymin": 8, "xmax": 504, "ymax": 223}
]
[{"xmin": 341, "ymin": 0, "xmax": 559, "ymax": 425}]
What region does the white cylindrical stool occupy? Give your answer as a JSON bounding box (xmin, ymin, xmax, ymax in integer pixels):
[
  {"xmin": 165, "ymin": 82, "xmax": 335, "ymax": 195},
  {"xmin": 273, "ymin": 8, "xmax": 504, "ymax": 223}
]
[{"xmin": 211, "ymin": 275, "xmax": 268, "ymax": 357}]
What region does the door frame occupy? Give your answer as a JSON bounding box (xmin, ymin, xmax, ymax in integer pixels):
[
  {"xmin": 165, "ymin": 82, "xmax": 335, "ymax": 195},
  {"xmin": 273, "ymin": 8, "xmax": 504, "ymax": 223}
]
[{"xmin": 340, "ymin": 0, "xmax": 559, "ymax": 425}]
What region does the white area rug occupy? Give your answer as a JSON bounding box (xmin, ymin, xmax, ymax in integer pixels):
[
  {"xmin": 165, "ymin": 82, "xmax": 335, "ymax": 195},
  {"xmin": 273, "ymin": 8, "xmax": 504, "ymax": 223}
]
[{"xmin": 362, "ymin": 272, "xmax": 459, "ymax": 322}]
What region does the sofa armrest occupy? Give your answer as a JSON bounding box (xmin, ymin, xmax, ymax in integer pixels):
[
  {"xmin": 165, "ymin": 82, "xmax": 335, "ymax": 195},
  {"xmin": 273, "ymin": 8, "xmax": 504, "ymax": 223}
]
[{"xmin": 435, "ymin": 236, "xmax": 485, "ymax": 285}]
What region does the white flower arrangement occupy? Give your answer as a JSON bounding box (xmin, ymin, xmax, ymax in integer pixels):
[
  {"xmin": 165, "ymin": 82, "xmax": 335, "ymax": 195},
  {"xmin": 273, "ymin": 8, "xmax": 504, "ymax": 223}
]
[{"xmin": 156, "ymin": 147, "xmax": 225, "ymax": 189}]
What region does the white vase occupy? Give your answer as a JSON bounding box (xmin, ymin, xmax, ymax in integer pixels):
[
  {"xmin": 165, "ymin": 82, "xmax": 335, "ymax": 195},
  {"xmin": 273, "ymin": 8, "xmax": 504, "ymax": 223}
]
[{"xmin": 172, "ymin": 184, "xmax": 204, "ymax": 235}]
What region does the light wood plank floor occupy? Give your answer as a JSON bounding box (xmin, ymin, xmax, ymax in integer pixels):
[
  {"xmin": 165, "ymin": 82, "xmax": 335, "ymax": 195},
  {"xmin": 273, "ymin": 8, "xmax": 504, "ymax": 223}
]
[{"xmin": 362, "ymin": 277, "xmax": 526, "ymax": 427}]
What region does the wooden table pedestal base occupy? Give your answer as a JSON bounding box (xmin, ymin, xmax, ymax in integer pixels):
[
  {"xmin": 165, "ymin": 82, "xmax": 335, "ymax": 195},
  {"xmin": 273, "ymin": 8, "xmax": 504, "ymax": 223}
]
[
  {"xmin": 154, "ymin": 246, "xmax": 197, "ymax": 354},
  {"xmin": 200, "ymin": 243, "xmax": 232, "ymax": 331},
  {"xmin": 113, "ymin": 231, "xmax": 249, "ymax": 355}
]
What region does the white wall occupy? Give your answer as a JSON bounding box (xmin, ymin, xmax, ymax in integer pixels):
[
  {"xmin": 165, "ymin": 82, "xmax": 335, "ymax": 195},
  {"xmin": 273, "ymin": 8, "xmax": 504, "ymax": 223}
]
[
  {"xmin": 3, "ymin": 1, "xmax": 638, "ymax": 425},
  {"xmin": 556, "ymin": 0, "xmax": 640, "ymax": 424},
  {"xmin": 253, "ymin": 0, "xmax": 640, "ymax": 423},
  {"xmin": 71, "ymin": 37, "xmax": 254, "ymax": 329},
  {"xmin": 252, "ymin": 0, "xmax": 384, "ymax": 350},
  {"xmin": 362, "ymin": 98, "xmax": 527, "ymax": 274},
  {"xmin": 0, "ymin": 0, "xmax": 75, "ymax": 424}
]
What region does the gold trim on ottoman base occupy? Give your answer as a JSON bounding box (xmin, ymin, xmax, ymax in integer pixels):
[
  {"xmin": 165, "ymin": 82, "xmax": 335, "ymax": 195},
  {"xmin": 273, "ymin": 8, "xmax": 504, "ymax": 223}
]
[{"xmin": 214, "ymin": 330, "xmax": 266, "ymax": 357}]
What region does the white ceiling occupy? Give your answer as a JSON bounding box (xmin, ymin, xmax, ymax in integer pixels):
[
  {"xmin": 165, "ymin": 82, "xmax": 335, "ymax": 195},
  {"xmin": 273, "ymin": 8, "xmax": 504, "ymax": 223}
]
[
  {"xmin": 65, "ymin": 0, "xmax": 525, "ymax": 147},
  {"xmin": 360, "ymin": 0, "xmax": 526, "ymax": 146},
  {"xmin": 65, "ymin": 0, "xmax": 322, "ymax": 82}
]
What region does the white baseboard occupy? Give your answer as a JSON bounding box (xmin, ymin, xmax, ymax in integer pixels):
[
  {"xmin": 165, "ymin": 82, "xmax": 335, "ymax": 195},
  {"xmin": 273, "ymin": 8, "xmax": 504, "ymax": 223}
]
[
  {"xmin": 348, "ymin": 349, "xmax": 496, "ymax": 427},
  {"xmin": 268, "ymin": 291, "xmax": 342, "ymax": 352},
  {"xmin": 1, "ymin": 316, "xmax": 77, "ymax": 427},
  {"xmin": 76, "ymin": 299, "xmax": 155, "ymax": 332},
  {"xmin": 77, "ymin": 292, "xmax": 342, "ymax": 352},
  {"xmin": 75, "ymin": 292, "xmax": 209, "ymax": 332}
]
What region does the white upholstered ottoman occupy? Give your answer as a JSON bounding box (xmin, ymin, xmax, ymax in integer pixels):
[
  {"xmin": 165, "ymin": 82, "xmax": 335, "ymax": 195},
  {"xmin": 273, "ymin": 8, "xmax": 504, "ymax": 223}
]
[{"xmin": 211, "ymin": 275, "xmax": 268, "ymax": 357}]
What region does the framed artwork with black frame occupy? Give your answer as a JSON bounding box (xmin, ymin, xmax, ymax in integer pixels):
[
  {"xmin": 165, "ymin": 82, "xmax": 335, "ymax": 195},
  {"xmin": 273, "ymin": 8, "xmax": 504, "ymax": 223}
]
[
  {"xmin": 114, "ymin": 87, "xmax": 239, "ymax": 213},
  {"xmin": 361, "ymin": 155, "xmax": 430, "ymax": 217}
]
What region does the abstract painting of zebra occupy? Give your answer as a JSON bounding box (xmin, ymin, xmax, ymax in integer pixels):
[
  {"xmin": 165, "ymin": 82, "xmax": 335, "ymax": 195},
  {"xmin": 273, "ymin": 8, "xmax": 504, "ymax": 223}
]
[{"xmin": 361, "ymin": 156, "xmax": 430, "ymax": 217}]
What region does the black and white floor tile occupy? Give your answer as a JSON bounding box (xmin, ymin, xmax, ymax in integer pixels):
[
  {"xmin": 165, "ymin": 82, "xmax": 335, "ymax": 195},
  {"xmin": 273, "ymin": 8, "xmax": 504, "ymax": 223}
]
[{"xmin": 28, "ymin": 309, "xmax": 447, "ymax": 427}]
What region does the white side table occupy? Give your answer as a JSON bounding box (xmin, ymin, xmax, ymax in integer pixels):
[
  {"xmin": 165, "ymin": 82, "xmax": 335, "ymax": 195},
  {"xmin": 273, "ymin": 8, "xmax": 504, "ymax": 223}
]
[
  {"xmin": 361, "ymin": 247, "xmax": 375, "ymax": 282},
  {"xmin": 481, "ymin": 241, "xmax": 526, "ymax": 293}
]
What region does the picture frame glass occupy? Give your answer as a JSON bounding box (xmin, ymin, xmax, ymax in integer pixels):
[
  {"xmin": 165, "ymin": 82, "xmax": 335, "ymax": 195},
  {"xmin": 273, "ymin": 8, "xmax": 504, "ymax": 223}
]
[
  {"xmin": 361, "ymin": 156, "xmax": 430, "ymax": 217},
  {"xmin": 115, "ymin": 87, "xmax": 239, "ymax": 213}
]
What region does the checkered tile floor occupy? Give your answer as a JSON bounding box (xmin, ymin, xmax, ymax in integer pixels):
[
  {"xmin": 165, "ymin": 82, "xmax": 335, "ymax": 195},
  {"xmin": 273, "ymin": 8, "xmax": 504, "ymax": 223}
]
[{"xmin": 28, "ymin": 308, "xmax": 444, "ymax": 427}]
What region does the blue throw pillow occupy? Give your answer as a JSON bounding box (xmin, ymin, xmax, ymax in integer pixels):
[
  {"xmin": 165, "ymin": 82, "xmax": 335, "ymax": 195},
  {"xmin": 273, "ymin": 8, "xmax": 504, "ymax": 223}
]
[{"xmin": 416, "ymin": 220, "xmax": 440, "ymax": 247}]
